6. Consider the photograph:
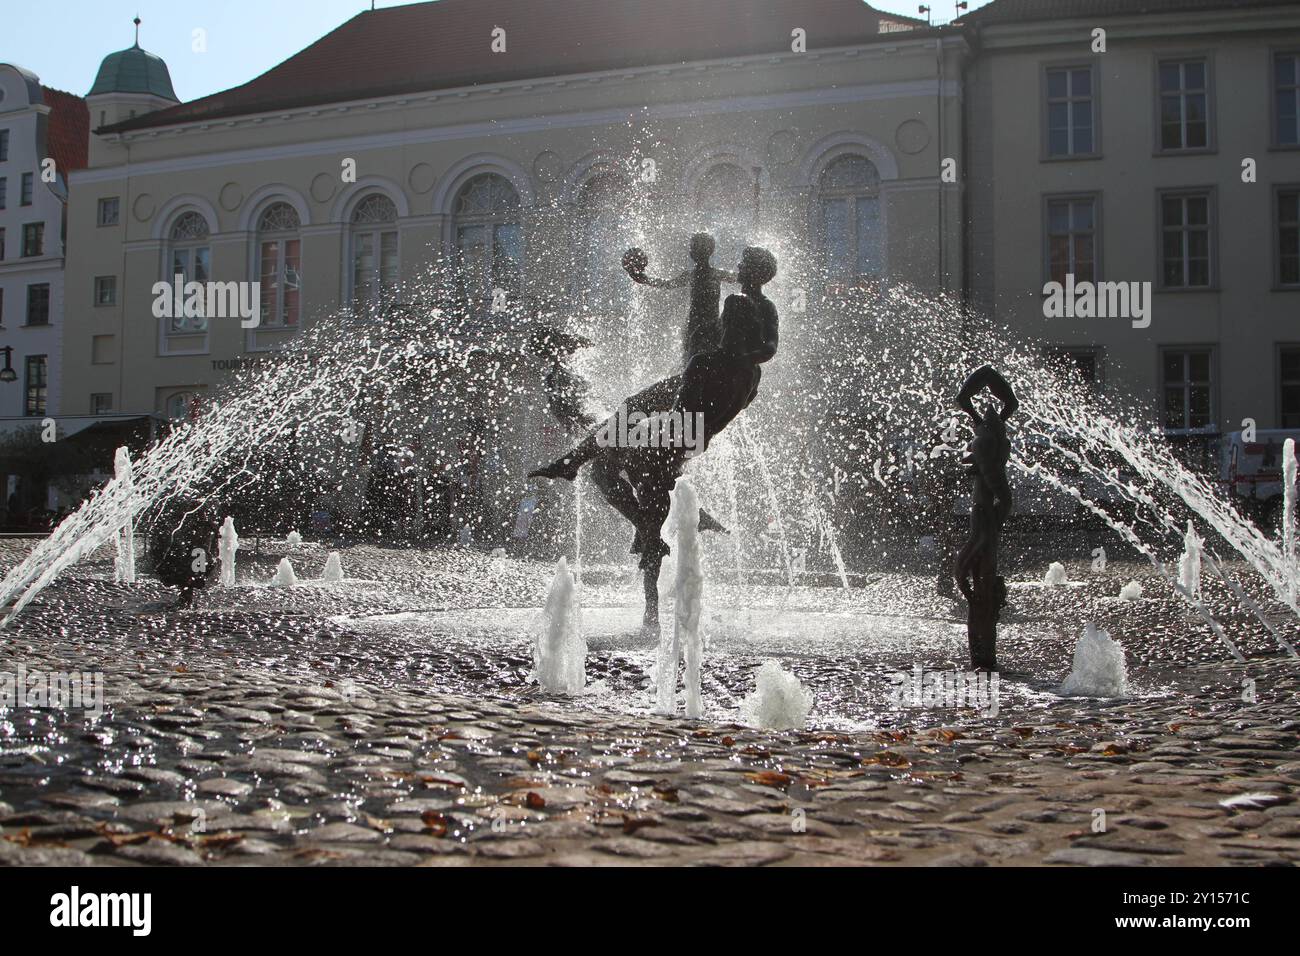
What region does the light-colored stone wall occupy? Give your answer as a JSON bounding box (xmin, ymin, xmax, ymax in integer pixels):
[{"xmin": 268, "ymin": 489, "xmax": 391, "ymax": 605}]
[
  {"xmin": 967, "ymin": 7, "xmax": 1300, "ymax": 433},
  {"xmin": 63, "ymin": 37, "xmax": 966, "ymax": 420},
  {"xmin": 0, "ymin": 65, "xmax": 67, "ymax": 423}
]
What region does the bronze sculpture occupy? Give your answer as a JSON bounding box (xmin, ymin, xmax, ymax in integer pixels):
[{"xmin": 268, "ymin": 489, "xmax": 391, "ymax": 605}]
[
  {"xmin": 531, "ymin": 245, "xmax": 779, "ymax": 628},
  {"xmin": 952, "ymin": 365, "xmax": 1018, "ymax": 671}
]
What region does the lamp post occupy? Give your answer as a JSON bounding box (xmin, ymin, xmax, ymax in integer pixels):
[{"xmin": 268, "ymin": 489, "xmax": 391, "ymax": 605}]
[{"xmin": 0, "ymin": 346, "xmax": 17, "ymax": 384}]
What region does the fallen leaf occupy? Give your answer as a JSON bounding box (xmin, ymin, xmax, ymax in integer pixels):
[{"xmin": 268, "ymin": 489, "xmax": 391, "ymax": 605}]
[
  {"xmin": 863, "ymin": 751, "xmax": 910, "ymax": 769},
  {"xmin": 622, "ymin": 815, "xmax": 659, "ymax": 835},
  {"xmin": 195, "ymin": 832, "xmax": 245, "ymax": 850},
  {"xmin": 745, "ymin": 770, "xmax": 793, "ymax": 789}
]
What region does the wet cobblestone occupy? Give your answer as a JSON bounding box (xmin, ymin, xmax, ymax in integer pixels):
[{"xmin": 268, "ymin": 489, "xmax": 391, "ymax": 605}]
[{"xmin": 0, "ymin": 539, "xmax": 1297, "ymax": 865}]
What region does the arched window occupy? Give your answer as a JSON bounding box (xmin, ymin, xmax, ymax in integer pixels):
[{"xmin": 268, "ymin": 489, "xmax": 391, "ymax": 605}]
[
  {"xmin": 818, "ymin": 155, "xmax": 881, "ymax": 280},
  {"xmin": 256, "ymin": 202, "xmax": 301, "ymax": 327},
  {"xmin": 165, "ymin": 391, "xmax": 199, "ymax": 420},
  {"xmin": 454, "ymin": 173, "xmax": 522, "ymax": 306},
  {"xmin": 167, "ymin": 212, "xmax": 210, "ymax": 334},
  {"xmin": 350, "ymin": 193, "xmax": 399, "ymax": 310},
  {"xmin": 695, "ymin": 163, "xmax": 753, "ymax": 266},
  {"xmin": 576, "ymin": 170, "xmax": 632, "ymax": 311}
]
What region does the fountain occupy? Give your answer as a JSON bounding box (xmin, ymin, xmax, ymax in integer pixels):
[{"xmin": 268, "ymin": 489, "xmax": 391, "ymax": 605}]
[
  {"xmin": 218, "ymin": 516, "xmax": 239, "ymax": 587},
  {"xmin": 740, "ymin": 659, "xmax": 814, "ymax": 730},
  {"xmin": 1285, "ymin": 437, "xmax": 1297, "ymax": 605},
  {"xmin": 655, "ymin": 476, "xmax": 704, "ymax": 717},
  {"xmin": 1059, "ymin": 623, "xmax": 1128, "ymax": 698},
  {"xmin": 271, "ymin": 557, "xmax": 297, "ymax": 588},
  {"xmin": 1179, "ymin": 520, "xmax": 1204, "ymax": 602},
  {"xmin": 0, "ymin": 173, "xmax": 1295, "ymax": 731},
  {"xmin": 112, "ymin": 447, "xmax": 136, "ymax": 585},
  {"xmin": 321, "ymin": 551, "xmax": 344, "ymax": 584},
  {"xmin": 533, "ymin": 556, "xmax": 584, "ymax": 695}
]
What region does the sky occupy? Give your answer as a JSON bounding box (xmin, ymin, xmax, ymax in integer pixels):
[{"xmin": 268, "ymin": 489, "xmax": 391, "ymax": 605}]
[{"xmin": 0, "ymin": 0, "xmax": 996, "ymax": 102}]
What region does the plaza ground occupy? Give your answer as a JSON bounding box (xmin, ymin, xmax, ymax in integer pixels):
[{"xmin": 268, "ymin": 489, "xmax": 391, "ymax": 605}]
[{"xmin": 0, "ymin": 538, "xmax": 1297, "ymax": 866}]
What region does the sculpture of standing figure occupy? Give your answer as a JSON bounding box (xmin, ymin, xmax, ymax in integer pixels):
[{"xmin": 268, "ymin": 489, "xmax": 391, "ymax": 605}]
[
  {"xmin": 623, "ymin": 232, "xmax": 737, "ymax": 364},
  {"xmin": 952, "ymin": 365, "xmax": 1018, "ymax": 671}
]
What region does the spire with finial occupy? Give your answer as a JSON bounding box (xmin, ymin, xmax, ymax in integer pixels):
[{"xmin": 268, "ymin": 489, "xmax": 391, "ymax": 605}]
[{"xmin": 133, "ymin": 15, "xmax": 141, "ymax": 48}]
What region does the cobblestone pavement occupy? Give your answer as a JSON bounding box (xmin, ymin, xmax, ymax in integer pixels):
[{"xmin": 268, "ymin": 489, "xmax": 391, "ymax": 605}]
[{"xmin": 0, "ymin": 539, "xmax": 1297, "ymax": 866}]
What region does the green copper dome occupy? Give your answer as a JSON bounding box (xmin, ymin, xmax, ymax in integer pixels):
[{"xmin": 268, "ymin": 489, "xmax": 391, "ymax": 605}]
[{"xmin": 89, "ymin": 43, "xmax": 177, "ymax": 100}]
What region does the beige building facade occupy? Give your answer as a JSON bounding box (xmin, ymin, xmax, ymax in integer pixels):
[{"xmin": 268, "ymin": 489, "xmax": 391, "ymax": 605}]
[
  {"xmin": 63, "ymin": 3, "xmax": 964, "ymax": 447},
  {"xmin": 964, "ymin": 0, "xmax": 1300, "ymax": 455}
]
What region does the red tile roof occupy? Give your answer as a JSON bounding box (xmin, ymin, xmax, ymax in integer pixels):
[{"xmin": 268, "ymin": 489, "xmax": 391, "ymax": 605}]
[
  {"xmin": 109, "ymin": 0, "xmax": 928, "ymax": 132},
  {"xmin": 40, "ymin": 86, "xmax": 89, "ymax": 176},
  {"xmin": 959, "ymin": 0, "xmax": 1297, "ymax": 24}
]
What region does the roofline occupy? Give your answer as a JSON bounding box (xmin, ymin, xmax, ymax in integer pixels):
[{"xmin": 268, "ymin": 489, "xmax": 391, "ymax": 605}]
[
  {"xmin": 957, "ymin": 0, "xmax": 1300, "ymax": 27},
  {"xmin": 0, "ymin": 62, "xmax": 46, "ymax": 111},
  {"xmin": 961, "ymin": 2, "xmax": 1300, "ymax": 50},
  {"xmin": 103, "ymin": 23, "xmax": 960, "ymax": 136},
  {"xmin": 40, "ymin": 85, "xmax": 87, "ymax": 103},
  {"xmin": 74, "ymin": 74, "xmax": 962, "ymax": 186}
]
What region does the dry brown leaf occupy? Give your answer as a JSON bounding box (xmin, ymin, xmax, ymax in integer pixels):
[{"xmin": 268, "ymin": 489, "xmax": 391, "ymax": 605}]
[
  {"xmin": 622, "ymin": 815, "xmax": 659, "ymax": 835},
  {"xmin": 745, "ymin": 770, "xmax": 793, "ymax": 789},
  {"xmin": 862, "ymin": 750, "xmax": 911, "ymax": 768}
]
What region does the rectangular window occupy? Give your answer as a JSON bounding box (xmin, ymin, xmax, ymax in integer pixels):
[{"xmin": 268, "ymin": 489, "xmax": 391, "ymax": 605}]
[
  {"xmin": 1044, "ymin": 347, "xmax": 1102, "ymax": 389},
  {"xmin": 1276, "ymin": 53, "xmax": 1300, "ymax": 146},
  {"xmin": 94, "ymin": 275, "xmax": 116, "ymax": 306},
  {"xmin": 26, "ymin": 283, "xmax": 50, "ymax": 326},
  {"xmin": 0, "ymin": 176, "xmax": 6, "ymax": 209},
  {"xmin": 24, "ymin": 355, "xmax": 47, "ymax": 417},
  {"xmin": 1160, "ymin": 191, "xmax": 1213, "ymax": 288},
  {"xmin": 1281, "ymin": 348, "xmax": 1300, "ymax": 428},
  {"xmin": 90, "ymin": 393, "xmax": 113, "ymax": 415},
  {"xmin": 0, "ymin": 226, "xmax": 5, "ymax": 261},
  {"xmin": 97, "ymin": 197, "xmax": 120, "ymax": 227},
  {"xmin": 1280, "ymin": 188, "xmax": 1300, "ymax": 286},
  {"xmin": 0, "ymin": 129, "xmax": 8, "ymax": 162},
  {"xmin": 21, "ymin": 222, "xmax": 43, "ymax": 258},
  {"xmin": 1046, "ymin": 196, "xmax": 1097, "ymax": 284},
  {"xmin": 1162, "ymin": 349, "xmax": 1214, "ymax": 432},
  {"xmin": 1046, "ymin": 66, "xmax": 1095, "ymax": 157},
  {"xmin": 1159, "ymin": 58, "xmax": 1210, "ymax": 150},
  {"xmin": 92, "ymin": 335, "xmax": 116, "ymax": 364},
  {"xmin": 20, "ymin": 172, "xmax": 33, "ymax": 205}
]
